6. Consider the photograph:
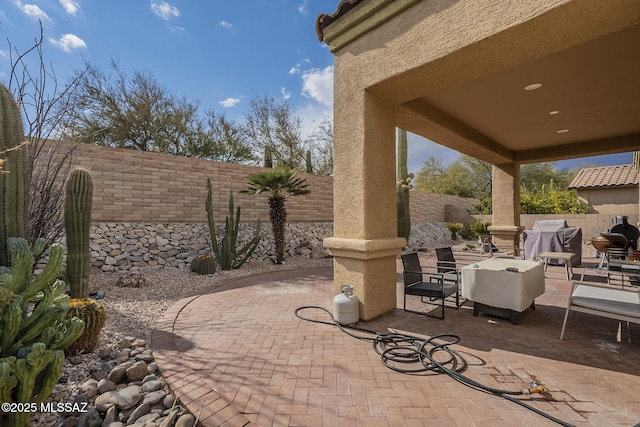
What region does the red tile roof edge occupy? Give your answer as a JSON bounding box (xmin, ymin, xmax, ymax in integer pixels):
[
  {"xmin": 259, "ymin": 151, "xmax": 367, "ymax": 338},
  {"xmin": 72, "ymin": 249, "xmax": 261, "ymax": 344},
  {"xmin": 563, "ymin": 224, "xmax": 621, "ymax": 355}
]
[
  {"xmin": 568, "ymin": 164, "xmax": 639, "ymax": 190},
  {"xmin": 315, "ymin": 0, "xmax": 364, "ymax": 42}
]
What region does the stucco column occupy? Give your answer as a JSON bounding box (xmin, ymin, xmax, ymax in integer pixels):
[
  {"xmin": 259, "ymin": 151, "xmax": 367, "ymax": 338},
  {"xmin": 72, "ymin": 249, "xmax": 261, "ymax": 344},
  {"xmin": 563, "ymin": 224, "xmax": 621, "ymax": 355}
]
[
  {"xmin": 324, "ymin": 88, "xmax": 404, "ymax": 321},
  {"xmin": 490, "ymin": 163, "xmax": 524, "ymax": 248}
]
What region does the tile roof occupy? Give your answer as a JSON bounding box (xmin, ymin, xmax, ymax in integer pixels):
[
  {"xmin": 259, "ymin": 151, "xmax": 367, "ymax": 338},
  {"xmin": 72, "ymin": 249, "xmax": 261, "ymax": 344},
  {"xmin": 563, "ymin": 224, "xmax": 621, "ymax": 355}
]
[
  {"xmin": 315, "ymin": 0, "xmax": 364, "ymax": 42},
  {"xmin": 568, "ymin": 164, "xmax": 639, "ymax": 190}
]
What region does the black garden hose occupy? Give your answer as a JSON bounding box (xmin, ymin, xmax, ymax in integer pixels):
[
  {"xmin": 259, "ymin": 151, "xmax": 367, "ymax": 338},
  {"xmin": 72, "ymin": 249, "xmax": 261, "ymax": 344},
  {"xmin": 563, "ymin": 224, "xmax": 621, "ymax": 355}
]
[{"xmin": 294, "ymin": 305, "xmax": 576, "ymax": 427}]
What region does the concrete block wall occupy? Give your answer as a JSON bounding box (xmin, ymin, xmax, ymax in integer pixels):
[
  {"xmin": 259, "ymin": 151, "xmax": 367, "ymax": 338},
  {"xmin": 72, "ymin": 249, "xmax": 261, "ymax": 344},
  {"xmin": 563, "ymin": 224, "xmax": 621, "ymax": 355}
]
[
  {"xmin": 410, "ymin": 192, "xmax": 478, "ymax": 223},
  {"xmin": 474, "ymin": 213, "xmax": 640, "ymax": 241},
  {"xmin": 60, "ymin": 142, "xmax": 334, "ymax": 223}
]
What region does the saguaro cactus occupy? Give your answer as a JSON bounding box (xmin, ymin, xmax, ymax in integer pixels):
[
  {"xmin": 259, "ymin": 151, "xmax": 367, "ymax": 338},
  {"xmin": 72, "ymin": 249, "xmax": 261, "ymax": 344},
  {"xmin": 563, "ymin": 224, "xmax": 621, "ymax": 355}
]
[
  {"xmin": 64, "ymin": 168, "xmax": 93, "ymax": 298},
  {"xmin": 396, "ymin": 128, "xmax": 414, "ymax": 242},
  {"xmin": 0, "ymin": 83, "xmax": 27, "ymax": 266}
]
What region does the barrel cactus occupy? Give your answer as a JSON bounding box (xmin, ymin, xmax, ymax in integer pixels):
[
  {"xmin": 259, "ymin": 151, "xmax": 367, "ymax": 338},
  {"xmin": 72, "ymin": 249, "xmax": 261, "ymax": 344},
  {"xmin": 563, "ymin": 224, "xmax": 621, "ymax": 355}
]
[
  {"xmin": 191, "ymin": 254, "xmax": 216, "ymax": 275},
  {"xmin": 64, "ymin": 168, "xmax": 93, "ymax": 298},
  {"xmin": 0, "ymin": 237, "xmax": 85, "ymax": 427},
  {"xmin": 65, "ymin": 298, "xmax": 107, "ymax": 356},
  {"xmin": 0, "ymin": 83, "xmax": 27, "ymax": 267}
]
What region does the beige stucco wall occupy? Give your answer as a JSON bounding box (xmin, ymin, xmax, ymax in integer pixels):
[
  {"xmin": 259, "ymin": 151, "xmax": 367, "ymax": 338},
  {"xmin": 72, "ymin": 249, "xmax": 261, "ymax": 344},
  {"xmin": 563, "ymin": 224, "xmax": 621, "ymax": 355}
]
[{"xmin": 576, "ymin": 187, "xmax": 639, "ymax": 215}]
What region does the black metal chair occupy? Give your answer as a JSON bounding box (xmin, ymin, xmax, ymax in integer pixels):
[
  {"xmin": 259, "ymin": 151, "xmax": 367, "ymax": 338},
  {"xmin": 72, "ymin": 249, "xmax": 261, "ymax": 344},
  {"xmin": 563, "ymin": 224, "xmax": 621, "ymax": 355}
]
[{"xmin": 401, "ymin": 252, "xmax": 461, "ymax": 319}]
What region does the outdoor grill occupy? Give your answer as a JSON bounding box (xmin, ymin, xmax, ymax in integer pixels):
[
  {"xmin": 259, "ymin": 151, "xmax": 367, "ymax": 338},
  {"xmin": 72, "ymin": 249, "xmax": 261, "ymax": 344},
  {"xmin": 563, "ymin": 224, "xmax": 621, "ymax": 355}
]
[
  {"xmin": 591, "ymin": 232, "xmax": 628, "ymax": 253},
  {"xmin": 591, "ymin": 216, "xmax": 640, "ymax": 254},
  {"xmin": 609, "ymin": 216, "xmax": 639, "ymax": 250}
]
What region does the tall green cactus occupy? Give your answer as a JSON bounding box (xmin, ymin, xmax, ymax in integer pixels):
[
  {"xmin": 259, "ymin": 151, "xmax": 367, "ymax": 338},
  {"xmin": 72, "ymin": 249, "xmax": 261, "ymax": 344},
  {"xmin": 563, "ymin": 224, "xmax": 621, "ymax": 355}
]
[
  {"xmin": 0, "ymin": 237, "xmax": 84, "ymax": 427},
  {"xmin": 206, "ymin": 178, "xmax": 261, "ymax": 270},
  {"xmin": 396, "ymin": 128, "xmax": 413, "ymax": 242},
  {"xmin": 64, "ymin": 168, "xmax": 93, "ymax": 298},
  {"xmin": 0, "ymin": 83, "xmax": 27, "ymax": 266}
]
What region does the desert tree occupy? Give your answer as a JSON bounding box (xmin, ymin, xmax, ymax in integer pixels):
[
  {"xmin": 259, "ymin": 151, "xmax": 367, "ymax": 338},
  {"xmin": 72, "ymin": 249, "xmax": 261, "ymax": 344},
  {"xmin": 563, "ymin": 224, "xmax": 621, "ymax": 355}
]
[
  {"xmin": 305, "ymin": 117, "xmax": 333, "ymax": 176},
  {"xmin": 199, "ymin": 110, "xmax": 256, "ymax": 164},
  {"xmin": 241, "ymin": 167, "xmax": 310, "ymax": 264},
  {"xmin": 7, "ymin": 23, "xmax": 90, "ymax": 248},
  {"xmin": 67, "ymin": 60, "xmax": 203, "ymax": 156},
  {"xmin": 243, "ymin": 92, "xmax": 306, "ymax": 170}
]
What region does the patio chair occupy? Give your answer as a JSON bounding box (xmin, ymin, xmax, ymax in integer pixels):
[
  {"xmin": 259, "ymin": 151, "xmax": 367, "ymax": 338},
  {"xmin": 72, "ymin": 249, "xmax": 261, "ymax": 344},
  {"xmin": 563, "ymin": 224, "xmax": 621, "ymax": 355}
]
[
  {"xmin": 401, "ymin": 252, "xmax": 461, "ymax": 319},
  {"xmin": 435, "ymin": 247, "xmax": 458, "ymax": 273}
]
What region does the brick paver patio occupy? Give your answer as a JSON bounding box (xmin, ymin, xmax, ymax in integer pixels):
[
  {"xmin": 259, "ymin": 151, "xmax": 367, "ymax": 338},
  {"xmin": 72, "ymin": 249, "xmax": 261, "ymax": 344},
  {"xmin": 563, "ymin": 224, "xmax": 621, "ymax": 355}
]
[{"xmin": 152, "ymin": 255, "xmax": 640, "ymax": 426}]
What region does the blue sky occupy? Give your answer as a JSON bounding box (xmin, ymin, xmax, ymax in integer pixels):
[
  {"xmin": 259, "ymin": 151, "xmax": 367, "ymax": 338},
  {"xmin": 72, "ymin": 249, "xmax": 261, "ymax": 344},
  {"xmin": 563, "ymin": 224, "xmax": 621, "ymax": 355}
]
[{"xmin": 0, "ymin": 0, "xmax": 633, "ymax": 174}]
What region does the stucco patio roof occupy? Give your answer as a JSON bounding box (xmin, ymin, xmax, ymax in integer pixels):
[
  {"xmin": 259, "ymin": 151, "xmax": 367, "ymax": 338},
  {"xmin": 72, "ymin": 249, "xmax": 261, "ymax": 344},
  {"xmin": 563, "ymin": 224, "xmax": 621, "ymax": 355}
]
[
  {"xmin": 316, "ymin": 0, "xmax": 640, "ymax": 166},
  {"xmin": 568, "ymin": 164, "xmax": 639, "ymax": 190}
]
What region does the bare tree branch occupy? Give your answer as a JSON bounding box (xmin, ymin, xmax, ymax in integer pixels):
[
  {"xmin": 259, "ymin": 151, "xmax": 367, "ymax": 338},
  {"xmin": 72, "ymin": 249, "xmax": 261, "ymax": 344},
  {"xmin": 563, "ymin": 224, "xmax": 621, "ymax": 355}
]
[{"xmin": 7, "ymin": 21, "xmax": 90, "ymax": 248}]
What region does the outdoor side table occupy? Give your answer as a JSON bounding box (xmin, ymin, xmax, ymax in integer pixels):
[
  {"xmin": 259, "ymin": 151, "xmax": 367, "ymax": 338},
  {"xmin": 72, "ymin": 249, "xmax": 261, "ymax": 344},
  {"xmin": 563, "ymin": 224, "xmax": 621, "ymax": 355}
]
[
  {"xmin": 538, "ymin": 251, "xmax": 575, "ymax": 280},
  {"xmin": 461, "ymin": 258, "xmax": 545, "ymax": 324}
]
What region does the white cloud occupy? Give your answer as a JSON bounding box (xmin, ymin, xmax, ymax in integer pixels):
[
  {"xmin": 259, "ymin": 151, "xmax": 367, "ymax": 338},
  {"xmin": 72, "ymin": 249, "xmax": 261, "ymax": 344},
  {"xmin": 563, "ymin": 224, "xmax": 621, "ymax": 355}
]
[
  {"xmin": 14, "ymin": 1, "xmax": 50, "ymax": 20},
  {"xmin": 49, "ymin": 34, "xmax": 87, "ymax": 52},
  {"xmin": 281, "ymin": 87, "xmax": 291, "ymax": 101},
  {"xmin": 150, "ymin": 1, "xmax": 180, "ymax": 20},
  {"xmin": 289, "ymin": 63, "xmax": 301, "ymax": 75},
  {"xmin": 218, "ymin": 21, "xmax": 233, "ymax": 30},
  {"xmin": 300, "ymin": 104, "xmax": 332, "ymax": 141},
  {"xmin": 297, "ymin": 0, "xmax": 309, "ymax": 15},
  {"xmin": 59, "ymin": 0, "xmax": 79, "ymax": 15},
  {"xmin": 219, "ymin": 97, "xmax": 241, "ymax": 108},
  {"xmin": 301, "ymin": 65, "xmax": 333, "ymax": 107}
]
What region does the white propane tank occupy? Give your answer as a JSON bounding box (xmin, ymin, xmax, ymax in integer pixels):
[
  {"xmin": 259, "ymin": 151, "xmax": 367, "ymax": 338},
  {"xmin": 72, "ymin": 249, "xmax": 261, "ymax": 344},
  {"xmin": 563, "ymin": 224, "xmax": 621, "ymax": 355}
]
[{"xmin": 333, "ymin": 285, "xmax": 359, "ymax": 325}]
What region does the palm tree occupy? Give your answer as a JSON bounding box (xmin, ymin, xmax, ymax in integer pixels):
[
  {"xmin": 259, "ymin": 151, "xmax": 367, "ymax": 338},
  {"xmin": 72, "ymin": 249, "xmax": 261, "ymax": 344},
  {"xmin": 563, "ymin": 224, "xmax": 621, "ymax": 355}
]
[{"xmin": 241, "ymin": 167, "xmax": 310, "ymax": 264}]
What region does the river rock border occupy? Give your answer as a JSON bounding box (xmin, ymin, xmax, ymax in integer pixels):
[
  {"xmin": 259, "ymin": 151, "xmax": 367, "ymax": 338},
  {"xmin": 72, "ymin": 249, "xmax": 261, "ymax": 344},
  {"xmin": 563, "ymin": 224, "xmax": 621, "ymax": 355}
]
[
  {"xmin": 87, "ymin": 222, "xmax": 333, "ymax": 272},
  {"xmin": 40, "ymin": 222, "xmax": 453, "ymax": 273}
]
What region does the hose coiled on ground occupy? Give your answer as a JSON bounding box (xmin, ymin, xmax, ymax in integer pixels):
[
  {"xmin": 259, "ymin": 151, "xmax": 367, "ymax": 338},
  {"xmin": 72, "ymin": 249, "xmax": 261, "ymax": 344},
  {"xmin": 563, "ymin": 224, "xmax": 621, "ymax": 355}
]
[{"xmin": 294, "ymin": 305, "xmax": 575, "ymax": 427}]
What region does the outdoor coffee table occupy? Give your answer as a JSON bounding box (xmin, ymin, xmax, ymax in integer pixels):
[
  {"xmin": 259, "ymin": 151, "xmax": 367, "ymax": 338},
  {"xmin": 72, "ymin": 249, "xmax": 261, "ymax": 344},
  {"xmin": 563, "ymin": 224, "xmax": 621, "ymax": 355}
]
[
  {"xmin": 461, "ymin": 258, "xmax": 545, "ymax": 324},
  {"xmin": 538, "ymin": 251, "xmax": 575, "ymax": 280}
]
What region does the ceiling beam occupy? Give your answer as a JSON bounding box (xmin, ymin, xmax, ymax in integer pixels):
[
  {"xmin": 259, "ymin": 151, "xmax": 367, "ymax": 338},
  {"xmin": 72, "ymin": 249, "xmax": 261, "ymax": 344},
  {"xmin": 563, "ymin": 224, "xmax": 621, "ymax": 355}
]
[
  {"xmin": 515, "ymin": 134, "xmax": 640, "ymax": 165},
  {"xmin": 397, "ymin": 99, "xmax": 514, "ymax": 164}
]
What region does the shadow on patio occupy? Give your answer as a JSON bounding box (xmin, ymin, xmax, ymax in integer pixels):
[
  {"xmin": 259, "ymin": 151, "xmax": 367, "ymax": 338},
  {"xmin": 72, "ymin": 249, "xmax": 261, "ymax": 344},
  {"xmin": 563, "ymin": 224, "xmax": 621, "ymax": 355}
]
[{"xmin": 152, "ymin": 255, "xmax": 640, "ymax": 427}]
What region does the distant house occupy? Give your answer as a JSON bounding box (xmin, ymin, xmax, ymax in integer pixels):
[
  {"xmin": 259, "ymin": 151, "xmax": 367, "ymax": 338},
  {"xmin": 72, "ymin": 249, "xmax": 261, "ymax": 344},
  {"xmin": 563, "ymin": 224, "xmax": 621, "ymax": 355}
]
[{"xmin": 568, "ymin": 164, "xmax": 639, "ymax": 215}]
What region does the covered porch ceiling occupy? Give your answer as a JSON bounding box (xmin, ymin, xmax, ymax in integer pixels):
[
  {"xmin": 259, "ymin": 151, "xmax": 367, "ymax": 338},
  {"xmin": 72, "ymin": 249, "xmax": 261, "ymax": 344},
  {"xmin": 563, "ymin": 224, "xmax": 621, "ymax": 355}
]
[{"xmin": 317, "ymin": 0, "xmax": 640, "ymax": 166}]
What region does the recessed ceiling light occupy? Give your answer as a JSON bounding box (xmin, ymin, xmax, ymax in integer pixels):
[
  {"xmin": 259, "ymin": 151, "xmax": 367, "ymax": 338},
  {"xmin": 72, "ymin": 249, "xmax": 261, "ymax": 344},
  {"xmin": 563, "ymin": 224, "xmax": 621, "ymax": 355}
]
[
  {"xmin": 524, "ymin": 83, "xmax": 542, "ymax": 91},
  {"xmin": 557, "ymin": 129, "xmax": 569, "ymax": 134},
  {"xmin": 549, "ymin": 110, "xmax": 560, "ymax": 115}
]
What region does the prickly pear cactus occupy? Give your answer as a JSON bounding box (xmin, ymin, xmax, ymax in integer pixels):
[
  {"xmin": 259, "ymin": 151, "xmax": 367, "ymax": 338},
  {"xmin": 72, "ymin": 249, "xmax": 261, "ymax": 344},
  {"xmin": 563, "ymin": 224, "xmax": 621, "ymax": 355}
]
[
  {"xmin": 64, "ymin": 168, "xmax": 93, "ymax": 298},
  {"xmin": 0, "ymin": 237, "xmax": 85, "ymax": 427},
  {"xmin": 0, "ymin": 83, "xmax": 27, "ymax": 266}
]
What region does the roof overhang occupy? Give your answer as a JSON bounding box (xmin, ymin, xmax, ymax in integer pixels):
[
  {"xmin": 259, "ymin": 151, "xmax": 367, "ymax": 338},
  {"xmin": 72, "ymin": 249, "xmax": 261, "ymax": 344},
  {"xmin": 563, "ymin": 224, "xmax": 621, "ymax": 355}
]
[{"xmin": 317, "ymin": 0, "xmax": 640, "ymax": 165}]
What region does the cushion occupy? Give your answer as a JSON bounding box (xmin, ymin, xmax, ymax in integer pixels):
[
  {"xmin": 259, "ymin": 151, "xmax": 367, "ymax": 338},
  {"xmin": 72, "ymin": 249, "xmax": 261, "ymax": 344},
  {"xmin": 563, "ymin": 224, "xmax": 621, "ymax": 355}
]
[{"xmin": 571, "ymin": 285, "xmax": 640, "ymax": 319}]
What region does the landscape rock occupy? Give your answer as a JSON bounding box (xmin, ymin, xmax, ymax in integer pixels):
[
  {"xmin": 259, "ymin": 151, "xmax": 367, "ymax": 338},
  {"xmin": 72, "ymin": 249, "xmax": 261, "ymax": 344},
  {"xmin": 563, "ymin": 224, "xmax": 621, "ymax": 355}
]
[
  {"xmin": 114, "ymin": 385, "xmax": 142, "ymax": 409},
  {"xmin": 126, "ymin": 402, "xmax": 150, "ymax": 424},
  {"xmin": 141, "ymin": 379, "xmax": 164, "ymax": 393},
  {"xmin": 42, "ymin": 337, "xmax": 199, "ymax": 427},
  {"xmin": 115, "ymin": 272, "xmax": 146, "ymax": 287},
  {"xmin": 97, "ymin": 378, "xmax": 116, "ymax": 394},
  {"xmin": 77, "ymin": 407, "xmax": 102, "ymax": 427},
  {"xmin": 142, "ymin": 390, "xmax": 167, "ymax": 406},
  {"xmin": 125, "ymin": 361, "xmax": 148, "ymax": 381},
  {"xmin": 175, "ymin": 413, "xmax": 196, "ymax": 427}
]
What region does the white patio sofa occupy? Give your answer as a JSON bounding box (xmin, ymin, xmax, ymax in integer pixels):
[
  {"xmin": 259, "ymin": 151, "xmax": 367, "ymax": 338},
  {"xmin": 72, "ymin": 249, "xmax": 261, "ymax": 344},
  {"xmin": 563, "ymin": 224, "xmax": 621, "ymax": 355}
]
[{"xmin": 560, "ymin": 282, "xmax": 640, "ymax": 340}]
